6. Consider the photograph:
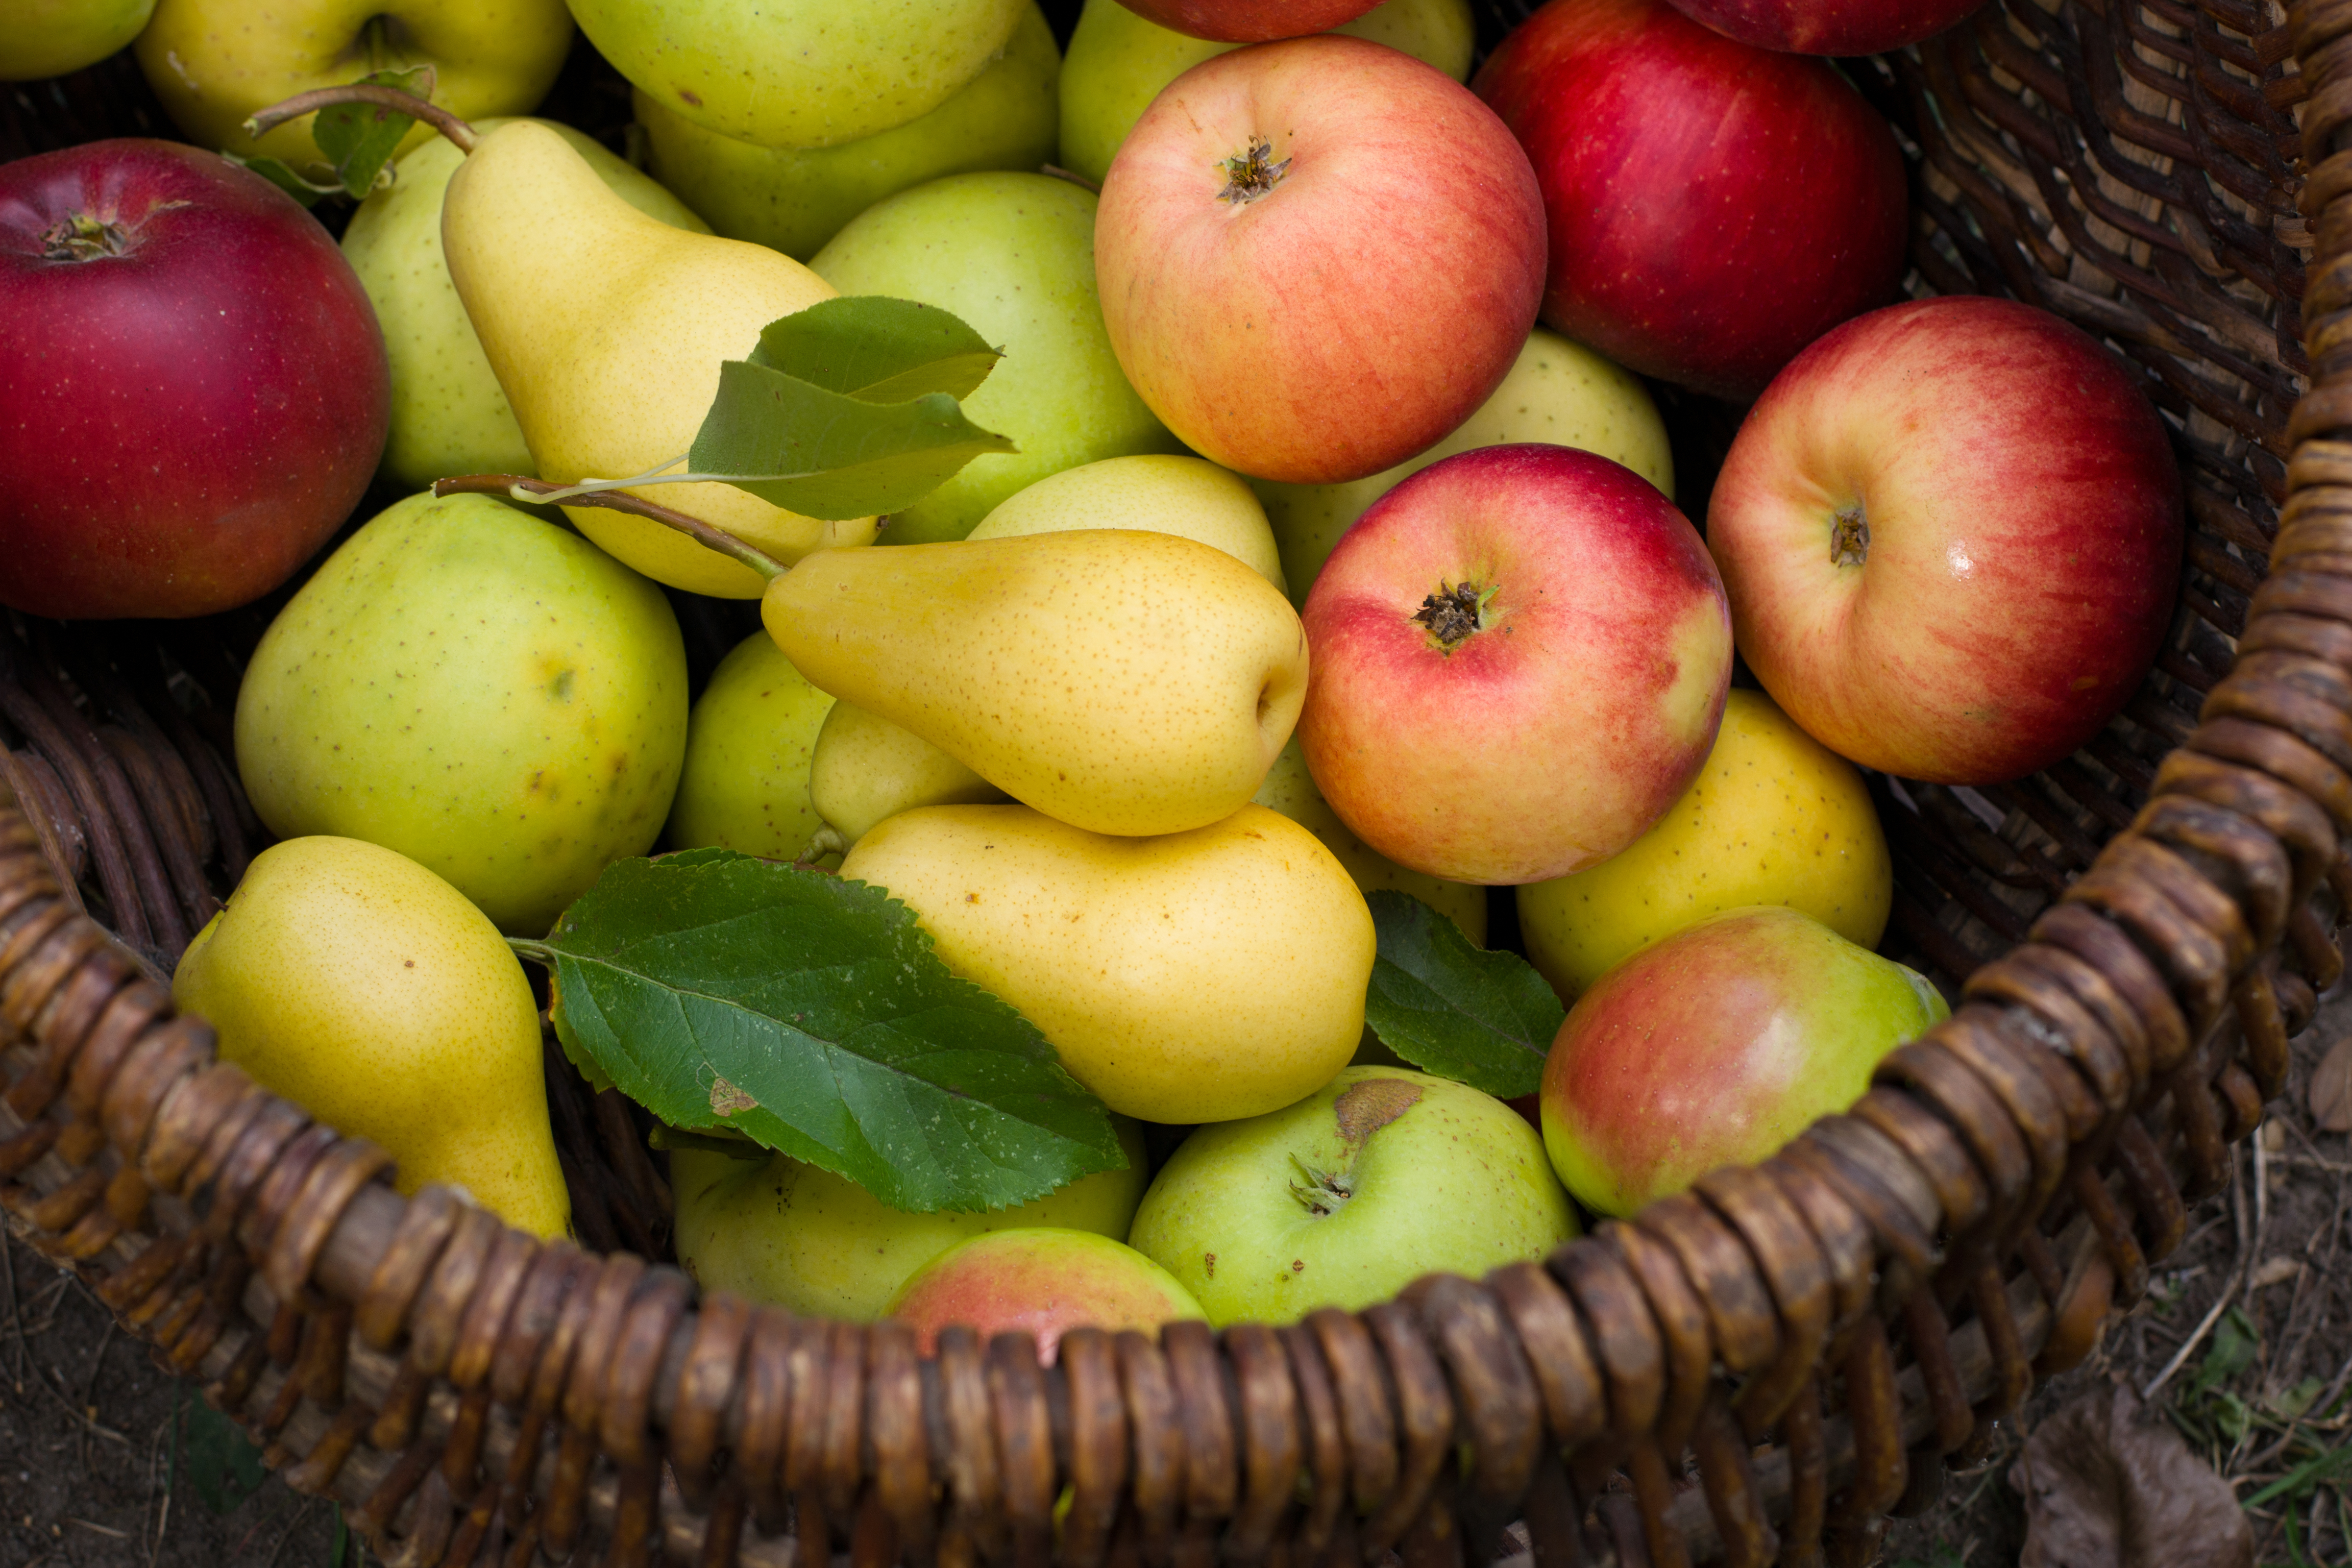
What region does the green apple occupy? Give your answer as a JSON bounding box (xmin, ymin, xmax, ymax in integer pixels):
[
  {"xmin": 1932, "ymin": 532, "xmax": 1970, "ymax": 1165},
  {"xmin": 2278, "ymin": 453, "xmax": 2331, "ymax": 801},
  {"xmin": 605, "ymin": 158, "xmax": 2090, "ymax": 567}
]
[
  {"xmin": 1129, "ymin": 1067, "xmax": 1576, "ymax": 1327},
  {"xmin": 811, "ymin": 171, "xmax": 1183, "ymax": 545},
  {"xmin": 342, "ymin": 120, "xmax": 709, "ymax": 492},
  {"xmin": 970, "ymin": 453, "xmax": 1285, "ymax": 591},
  {"xmin": 1541, "ymin": 905, "xmax": 1947, "ymax": 1218},
  {"xmin": 886, "ymin": 1228, "xmax": 1205, "ymax": 1360},
  {"xmin": 1, "ymin": 0, "xmax": 156, "ymax": 80},
  {"xmin": 572, "ymin": 0, "xmax": 1025, "ymax": 149},
  {"xmin": 136, "ymin": 0, "xmax": 573, "ymax": 177},
  {"xmin": 1255, "ymin": 327, "xmax": 1673, "ymax": 606},
  {"xmin": 665, "ymin": 631, "xmax": 836, "ymax": 862},
  {"xmin": 634, "ymin": 4, "xmax": 1060, "ymax": 261},
  {"xmin": 1058, "ymin": 0, "xmax": 1475, "ymax": 187},
  {"xmin": 1252, "ymin": 738, "xmax": 1485, "ymax": 943},
  {"xmin": 671, "ymin": 1118, "xmax": 1149, "ymax": 1320}
]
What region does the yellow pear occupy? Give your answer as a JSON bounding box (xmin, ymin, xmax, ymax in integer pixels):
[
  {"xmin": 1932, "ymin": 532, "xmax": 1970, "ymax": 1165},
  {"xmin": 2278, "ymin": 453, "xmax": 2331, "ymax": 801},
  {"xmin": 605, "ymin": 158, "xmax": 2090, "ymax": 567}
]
[
  {"xmin": 969, "ymin": 454, "xmax": 1287, "ymax": 594},
  {"xmin": 764, "ymin": 530, "xmax": 1306, "ymax": 838},
  {"xmin": 440, "ymin": 120, "xmax": 875, "ymax": 598},
  {"xmin": 1252, "ymin": 738, "xmax": 1486, "ymax": 943},
  {"xmin": 808, "ymin": 700, "xmax": 1009, "ymax": 846},
  {"xmin": 838, "ymin": 803, "xmax": 1372, "ymax": 1123},
  {"xmin": 173, "ymin": 837, "xmax": 569, "ymax": 1239}
]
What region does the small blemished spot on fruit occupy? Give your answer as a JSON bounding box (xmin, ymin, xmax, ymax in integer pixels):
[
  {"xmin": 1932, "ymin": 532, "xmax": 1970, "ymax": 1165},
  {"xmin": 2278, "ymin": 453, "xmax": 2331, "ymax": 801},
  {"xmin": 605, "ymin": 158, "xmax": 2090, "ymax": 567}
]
[
  {"xmin": 966, "ymin": 892, "xmax": 980, "ymax": 903},
  {"xmin": 404, "ymin": 959, "xmax": 414, "ymax": 968},
  {"xmin": 1204, "ymin": 1252, "xmax": 1216, "ymax": 1278},
  {"xmin": 1292, "ymin": 1259, "xmax": 1305, "ymax": 1273}
]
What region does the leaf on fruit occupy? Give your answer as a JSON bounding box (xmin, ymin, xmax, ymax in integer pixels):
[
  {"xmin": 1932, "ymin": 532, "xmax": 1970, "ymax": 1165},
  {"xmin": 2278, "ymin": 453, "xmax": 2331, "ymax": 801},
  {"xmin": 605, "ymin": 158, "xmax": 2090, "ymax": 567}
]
[
  {"xmin": 749, "ymin": 297, "xmax": 1004, "ymax": 403},
  {"xmin": 311, "ymin": 66, "xmax": 434, "ymax": 198},
  {"xmin": 523, "ymin": 847, "xmax": 1124, "ymax": 1213},
  {"xmin": 1362, "ymin": 891, "xmax": 1561, "ymax": 1100}
]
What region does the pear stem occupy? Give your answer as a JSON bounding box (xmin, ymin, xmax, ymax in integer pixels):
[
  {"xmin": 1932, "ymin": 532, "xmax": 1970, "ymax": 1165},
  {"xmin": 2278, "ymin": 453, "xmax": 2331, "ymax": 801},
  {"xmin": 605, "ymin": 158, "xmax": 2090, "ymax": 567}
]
[
  {"xmin": 245, "ymin": 83, "xmax": 478, "ymax": 153},
  {"xmin": 432, "ymin": 474, "xmax": 789, "ymax": 580}
]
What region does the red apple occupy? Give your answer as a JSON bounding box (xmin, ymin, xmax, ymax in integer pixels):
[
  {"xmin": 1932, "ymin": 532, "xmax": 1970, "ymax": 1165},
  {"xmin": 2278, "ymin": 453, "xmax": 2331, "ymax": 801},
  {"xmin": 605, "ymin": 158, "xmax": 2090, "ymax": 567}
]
[
  {"xmin": 1540, "ymin": 905, "xmax": 1946, "ymax": 1217},
  {"xmin": 1706, "ymin": 296, "xmax": 2183, "ymax": 785},
  {"xmin": 0, "ymin": 139, "xmax": 388, "ymax": 621},
  {"xmin": 1662, "ymin": 0, "xmax": 1988, "ymax": 54},
  {"xmin": 1115, "ymin": 0, "xmax": 1383, "ymax": 41},
  {"xmin": 1474, "ymin": 0, "xmax": 1907, "ymax": 400},
  {"xmin": 885, "ymin": 1228, "xmax": 1206, "ymax": 1363},
  {"xmin": 1299, "ymin": 443, "xmax": 1732, "ymax": 885},
  {"xmin": 1096, "ymin": 35, "xmax": 1546, "ymax": 485}
]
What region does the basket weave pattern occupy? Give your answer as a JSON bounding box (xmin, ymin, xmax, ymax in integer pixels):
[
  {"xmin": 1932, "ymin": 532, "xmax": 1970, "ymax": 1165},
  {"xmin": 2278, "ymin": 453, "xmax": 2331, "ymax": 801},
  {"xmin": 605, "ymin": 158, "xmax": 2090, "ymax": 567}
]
[{"xmin": 0, "ymin": 2, "xmax": 2342, "ymax": 1563}]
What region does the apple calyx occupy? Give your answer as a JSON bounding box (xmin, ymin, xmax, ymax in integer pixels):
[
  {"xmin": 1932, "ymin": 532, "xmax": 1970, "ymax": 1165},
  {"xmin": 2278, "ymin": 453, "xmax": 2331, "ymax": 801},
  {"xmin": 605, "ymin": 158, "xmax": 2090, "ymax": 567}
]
[
  {"xmin": 1288, "ymin": 1156, "xmax": 1353, "ymax": 1216},
  {"xmin": 1287, "ymin": 1077, "xmax": 1424, "ymax": 1216},
  {"xmin": 1216, "ymin": 137, "xmax": 1292, "ymax": 206},
  {"xmin": 40, "ymin": 212, "xmax": 131, "ymax": 262},
  {"xmin": 1830, "ymin": 504, "xmax": 1870, "ymax": 568},
  {"xmin": 1411, "ymin": 580, "xmax": 1496, "ymax": 653}
]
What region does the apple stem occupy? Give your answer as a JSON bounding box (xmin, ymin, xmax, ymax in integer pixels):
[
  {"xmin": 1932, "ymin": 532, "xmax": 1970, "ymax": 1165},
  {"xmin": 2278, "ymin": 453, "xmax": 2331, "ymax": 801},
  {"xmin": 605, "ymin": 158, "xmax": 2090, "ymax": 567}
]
[
  {"xmin": 245, "ymin": 83, "xmax": 478, "ymax": 153},
  {"xmin": 1830, "ymin": 504, "xmax": 1870, "ymax": 568},
  {"xmin": 1039, "ymin": 164, "xmax": 1102, "ymax": 196},
  {"xmin": 431, "ymin": 473, "xmax": 789, "ymax": 581}
]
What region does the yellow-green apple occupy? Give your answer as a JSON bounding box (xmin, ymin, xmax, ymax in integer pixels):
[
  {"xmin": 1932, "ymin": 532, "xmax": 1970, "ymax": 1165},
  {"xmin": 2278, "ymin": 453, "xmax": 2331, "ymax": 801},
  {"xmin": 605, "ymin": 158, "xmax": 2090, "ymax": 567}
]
[
  {"xmin": 1299, "ymin": 444, "xmax": 1731, "ymax": 885},
  {"xmin": 969, "ymin": 454, "xmax": 1286, "ymax": 592},
  {"xmin": 0, "ymin": 140, "xmax": 387, "ymax": 620},
  {"xmin": 672, "ymin": 1119, "xmax": 1149, "ymax": 1320},
  {"xmin": 887, "ymin": 1228, "xmax": 1206, "ymax": 1360},
  {"xmin": 136, "ymin": 0, "xmax": 572, "ymax": 177},
  {"xmin": 1474, "ymin": 0, "xmax": 1906, "ymax": 399},
  {"xmin": 1706, "ymin": 296, "xmax": 2183, "ymax": 786},
  {"xmin": 1059, "ymin": 0, "xmax": 1474, "ymax": 187},
  {"xmin": 1253, "ymin": 326, "xmax": 1670, "ymax": 607},
  {"xmin": 665, "ymin": 632, "xmax": 836, "ymax": 862},
  {"xmin": 812, "ymin": 172, "xmax": 1183, "ymax": 544},
  {"xmin": 1129, "ymin": 1067, "xmax": 1577, "ymax": 1327},
  {"xmin": 1, "ymin": 0, "xmax": 155, "ymax": 80},
  {"xmin": 1517, "ymin": 689, "xmax": 1890, "ymax": 999},
  {"xmin": 1663, "ymin": 0, "xmax": 1987, "ymax": 53},
  {"xmin": 1095, "ymin": 35, "xmax": 1545, "ymax": 484},
  {"xmin": 634, "ymin": 3, "xmax": 1060, "ymax": 261},
  {"xmin": 1540, "ymin": 905, "xmax": 1946, "ymax": 1217},
  {"xmin": 1116, "ymin": 0, "xmax": 1382, "ymax": 41},
  {"xmin": 573, "ymin": 0, "xmax": 1024, "ymax": 148}
]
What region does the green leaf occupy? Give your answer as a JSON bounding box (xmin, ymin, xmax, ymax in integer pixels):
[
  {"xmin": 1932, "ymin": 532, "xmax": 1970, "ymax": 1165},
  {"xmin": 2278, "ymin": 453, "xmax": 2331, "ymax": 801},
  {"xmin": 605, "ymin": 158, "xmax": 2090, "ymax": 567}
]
[
  {"xmin": 529, "ymin": 848, "xmax": 1123, "ymax": 1213},
  {"xmin": 1362, "ymin": 891, "xmax": 1561, "ymax": 1100},
  {"xmin": 688, "ymin": 358, "xmax": 1016, "ymax": 520},
  {"xmin": 220, "ymin": 153, "xmax": 339, "ymax": 207},
  {"xmin": 181, "ymin": 1392, "xmax": 267, "ymax": 1516},
  {"xmin": 748, "ymin": 296, "xmax": 1003, "ymax": 402},
  {"xmin": 311, "ymin": 65, "xmax": 432, "ymax": 198}
]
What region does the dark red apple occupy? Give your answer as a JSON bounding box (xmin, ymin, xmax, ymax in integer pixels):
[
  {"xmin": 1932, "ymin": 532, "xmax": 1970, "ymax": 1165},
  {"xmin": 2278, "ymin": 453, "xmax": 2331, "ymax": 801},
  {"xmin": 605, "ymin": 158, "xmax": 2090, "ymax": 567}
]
[
  {"xmin": 1663, "ymin": 0, "xmax": 1988, "ymax": 54},
  {"xmin": 1474, "ymin": 0, "xmax": 1908, "ymax": 400},
  {"xmin": 0, "ymin": 139, "xmax": 388, "ymax": 621},
  {"xmin": 1116, "ymin": 0, "xmax": 1383, "ymax": 42}
]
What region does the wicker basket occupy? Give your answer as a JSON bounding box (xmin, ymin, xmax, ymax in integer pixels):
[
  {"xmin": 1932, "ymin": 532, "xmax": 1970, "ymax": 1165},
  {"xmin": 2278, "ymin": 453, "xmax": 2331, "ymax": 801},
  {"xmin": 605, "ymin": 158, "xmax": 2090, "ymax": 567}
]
[{"xmin": 0, "ymin": 1, "xmax": 2336, "ymax": 1562}]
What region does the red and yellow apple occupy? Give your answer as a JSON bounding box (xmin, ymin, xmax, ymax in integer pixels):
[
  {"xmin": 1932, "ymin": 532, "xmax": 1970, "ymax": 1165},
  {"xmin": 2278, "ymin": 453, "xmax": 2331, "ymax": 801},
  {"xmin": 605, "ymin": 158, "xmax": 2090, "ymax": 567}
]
[
  {"xmin": 886, "ymin": 1228, "xmax": 1206, "ymax": 1361},
  {"xmin": 1299, "ymin": 443, "xmax": 1731, "ymax": 885},
  {"xmin": 1474, "ymin": 0, "xmax": 1906, "ymax": 399},
  {"xmin": 1115, "ymin": 0, "xmax": 1383, "ymax": 43},
  {"xmin": 1662, "ymin": 0, "xmax": 1987, "ymax": 53},
  {"xmin": 1707, "ymin": 296, "xmax": 2183, "ymax": 786},
  {"xmin": 1540, "ymin": 905, "xmax": 1947, "ymax": 1217},
  {"xmin": 1096, "ymin": 34, "xmax": 1545, "ymax": 484}
]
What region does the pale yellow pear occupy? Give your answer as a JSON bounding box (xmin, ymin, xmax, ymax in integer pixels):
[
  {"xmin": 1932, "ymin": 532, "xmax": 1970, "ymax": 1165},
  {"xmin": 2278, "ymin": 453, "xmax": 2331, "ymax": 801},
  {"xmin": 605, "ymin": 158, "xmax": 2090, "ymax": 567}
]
[
  {"xmin": 440, "ymin": 120, "xmax": 875, "ymax": 598},
  {"xmin": 173, "ymin": 837, "xmax": 569, "ymax": 1239},
  {"xmin": 763, "ymin": 530, "xmax": 1305, "ymax": 838},
  {"xmin": 808, "ymin": 700, "xmax": 1009, "ymax": 846},
  {"xmin": 969, "ymin": 455, "xmax": 1287, "ymax": 594},
  {"xmin": 1252, "ymin": 738, "xmax": 1485, "ymax": 944},
  {"xmin": 839, "ymin": 804, "xmax": 1371, "ymax": 1123}
]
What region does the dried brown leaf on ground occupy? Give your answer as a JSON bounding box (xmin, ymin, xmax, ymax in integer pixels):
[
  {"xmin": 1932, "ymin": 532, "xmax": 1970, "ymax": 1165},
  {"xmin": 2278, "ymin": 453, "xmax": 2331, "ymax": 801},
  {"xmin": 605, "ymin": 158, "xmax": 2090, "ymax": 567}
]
[
  {"xmin": 2010, "ymin": 1382, "xmax": 2253, "ymax": 1568},
  {"xmin": 2312, "ymin": 1035, "xmax": 2352, "ymax": 1132}
]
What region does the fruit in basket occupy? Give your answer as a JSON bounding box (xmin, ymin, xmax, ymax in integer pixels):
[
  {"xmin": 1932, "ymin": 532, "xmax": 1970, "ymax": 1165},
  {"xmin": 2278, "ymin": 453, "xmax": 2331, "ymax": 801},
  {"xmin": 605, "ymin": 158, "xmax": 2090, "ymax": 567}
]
[
  {"xmin": 1116, "ymin": 0, "xmax": 1385, "ymax": 43},
  {"xmin": 634, "ymin": 4, "xmax": 1061, "ymax": 261},
  {"xmin": 0, "ymin": 0, "xmax": 156, "ymax": 80},
  {"xmin": 235, "ymin": 491, "xmax": 689, "ymax": 936},
  {"xmin": 574, "ymin": 0, "xmax": 1025, "ymax": 149},
  {"xmin": 672, "ymin": 1119, "xmax": 1148, "ymax": 1319},
  {"xmin": 1475, "ymin": 0, "xmax": 1907, "ymax": 400},
  {"xmin": 442, "ymin": 120, "xmax": 875, "ymax": 598},
  {"xmin": 1130, "ymin": 1067, "xmax": 1576, "ymax": 1327},
  {"xmin": 0, "ymin": 139, "xmax": 388, "ymax": 622},
  {"xmin": 1252, "ymin": 739, "xmax": 1486, "ymax": 943},
  {"xmin": 135, "ymin": 0, "xmax": 572, "ymax": 177},
  {"xmin": 809, "ymin": 703, "xmax": 1009, "ymax": 848},
  {"xmin": 765, "ymin": 530, "xmax": 1304, "ymax": 838},
  {"xmin": 1662, "ymin": 0, "xmax": 1988, "ymax": 54},
  {"xmin": 665, "ymin": 633, "xmax": 837, "ymax": 862},
  {"xmin": 174, "ymin": 835, "xmax": 570, "ymax": 1237},
  {"xmin": 810, "ymin": 172, "xmax": 1182, "ymax": 545},
  {"xmin": 969, "ymin": 454, "xmax": 1287, "ymax": 591},
  {"xmin": 1058, "ymin": 0, "xmax": 1475, "ymax": 187},
  {"xmin": 1253, "ymin": 327, "xmax": 1671, "ymax": 606},
  {"xmin": 1540, "ymin": 905, "xmax": 1946, "ymax": 1216},
  {"xmin": 1517, "ymin": 689, "xmax": 1890, "ymax": 999},
  {"xmin": 344, "ymin": 120, "xmax": 710, "ymax": 493},
  {"xmin": 887, "ymin": 1229, "xmax": 1207, "ymax": 1359},
  {"xmin": 1707, "ymin": 296, "xmax": 2184, "ymax": 785},
  {"xmin": 1096, "ymin": 35, "xmax": 1546, "ymax": 485},
  {"xmin": 838, "ymin": 803, "xmax": 1373, "ymax": 1123},
  {"xmin": 1300, "ymin": 444, "xmax": 1731, "ymax": 885}
]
